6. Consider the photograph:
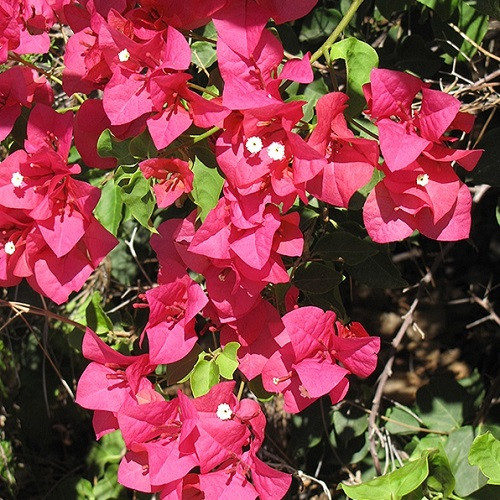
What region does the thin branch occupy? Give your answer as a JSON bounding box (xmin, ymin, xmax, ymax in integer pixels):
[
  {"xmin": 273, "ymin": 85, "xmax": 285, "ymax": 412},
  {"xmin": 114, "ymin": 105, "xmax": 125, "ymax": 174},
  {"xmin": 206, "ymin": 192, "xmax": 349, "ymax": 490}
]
[{"xmin": 368, "ymin": 243, "xmax": 454, "ymax": 474}]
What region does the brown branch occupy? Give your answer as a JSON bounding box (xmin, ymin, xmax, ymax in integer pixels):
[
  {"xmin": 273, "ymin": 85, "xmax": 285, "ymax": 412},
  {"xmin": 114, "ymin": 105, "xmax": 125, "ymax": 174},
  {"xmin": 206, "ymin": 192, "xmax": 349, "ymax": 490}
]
[{"xmin": 368, "ymin": 243, "xmax": 454, "ymax": 474}]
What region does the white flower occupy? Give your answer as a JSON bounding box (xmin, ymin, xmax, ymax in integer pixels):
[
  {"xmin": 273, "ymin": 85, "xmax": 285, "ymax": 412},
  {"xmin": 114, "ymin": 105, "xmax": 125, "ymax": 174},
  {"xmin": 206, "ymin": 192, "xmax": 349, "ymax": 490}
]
[
  {"xmin": 118, "ymin": 48, "xmax": 131, "ymax": 62},
  {"xmin": 416, "ymin": 173, "xmax": 429, "ymax": 187},
  {"xmin": 216, "ymin": 403, "xmax": 233, "ymax": 421},
  {"xmin": 267, "ymin": 142, "xmax": 286, "ymax": 161},
  {"xmin": 11, "ymin": 172, "xmax": 24, "ymax": 188},
  {"xmin": 245, "ymin": 136, "xmax": 263, "ymax": 154},
  {"xmin": 4, "ymin": 241, "xmax": 15, "ymax": 255}
]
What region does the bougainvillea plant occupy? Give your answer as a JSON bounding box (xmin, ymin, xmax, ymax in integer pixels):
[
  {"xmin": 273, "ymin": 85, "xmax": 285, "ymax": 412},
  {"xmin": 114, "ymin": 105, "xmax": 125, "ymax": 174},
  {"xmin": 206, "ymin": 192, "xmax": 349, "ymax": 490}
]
[{"xmin": 1, "ymin": 0, "xmax": 495, "ymax": 498}]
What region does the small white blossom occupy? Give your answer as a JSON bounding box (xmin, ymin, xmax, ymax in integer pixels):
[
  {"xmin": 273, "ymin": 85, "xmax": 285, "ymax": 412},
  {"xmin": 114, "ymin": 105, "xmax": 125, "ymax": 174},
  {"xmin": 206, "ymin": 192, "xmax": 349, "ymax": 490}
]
[
  {"xmin": 118, "ymin": 48, "xmax": 131, "ymax": 62},
  {"xmin": 216, "ymin": 403, "xmax": 233, "ymax": 421},
  {"xmin": 11, "ymin": 172, "xmax": 24, "ymax": 188},
  {"xmin": 416, "ymin": 173, "xmax": 429, "ymax": 187},
  {"xmin": 245, "ymin": 136, "xmax": 263, "ymax": 154},
  {"xmin": 4, "ymin": 241, "xmax": 15, "ymax": 255},
  {"xmin": 267, "ymin": 142, "xmax": 286, "ymax": 161}
]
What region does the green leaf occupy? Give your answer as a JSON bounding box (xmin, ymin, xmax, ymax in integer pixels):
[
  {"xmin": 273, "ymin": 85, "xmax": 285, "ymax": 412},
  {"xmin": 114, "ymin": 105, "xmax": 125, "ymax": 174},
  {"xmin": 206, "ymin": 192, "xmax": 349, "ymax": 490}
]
[
  {"xmin": 293, "ymin": 262, "xmax": 344, "ymax": 294},
  {"xmin": 215, "ymin": 342, "xmax": 239, "ymax": 380},
  {"xmin": 85, "ymin": 291, "xmax": 113, "ymax": 335},
  {"xmin": 97, "ymin": 129, "xmax": 134, "ymax": 165},
  {"xmin": 190, "ymin": 358, "xmax": 219, "ymax": 397},
  {"xmin": 329, "ymin": 37, "xmax": 379, "ymax": 116},
  {"xmin": 416, "ymin": 375, "xmax": 472, "ymax": 432},
  {"xmin": 94, "ymin": 179, "xmax": 123, "ymax": 236},
  {"xmin": 116, "ymin": 167, "xmax": 157, "ymax": 232},
  {"xmin": 332, "ymin": 403, "xmax": 368, "ymax": 442},
  {"xmin": 427, "ymin": 447, "xmax": 456, "ymax": 497},
  {"xmin": 417, "ymin": 0, "xmax": 459, "ymax": 20},
  {"xmin": 340, "ymin": 455, "xmax": 429, "ymax": 499},
  {"xmin": 385, "ymin": 406, "xmax": 423, "ymax": 435},
  {"xmin": 345, "ymin": 247, "xmax": 408, "ymax": 289},
  {"xmin": 302, "ymin": 77, "xmax": 329, "ymax": 123},
  {"xmin": 191, "ymin": 156, "xmax": 224, "ymax": 221},
  {"xmin": 445, "ymin": 426, "xmax": 488, "ymax": 496},
  {"xmin": 299, "ymin": 7, "xmax": 342, "ymax": 43},
  {"xmin": 92, "ymin": 464, "xmax": 125, "ymax": 500},
  {"xmin": 192, "ymin": 41, "xmax": 217, "ymax": 69},
  {"xmin": 455, "ymin": 1, "xmax": 489, "ymax": 61},
  {"xmin": 469, "ymin": 432, "xmax": 500, "ymax": 485},
  {"xmin": 165, "ymin": 344, "xmax": 203, "ymax": 385},
  {"xmin": 247, "ymin": 376, "xmax": 275, "ymax": 402},
  {"xmin": 128, "ymin": 130, "xmax": 158, "ymax": 160},
  {"xmin": 376, "ymin": 0, "xmax": 410, "ymax": 20},
  {"xmin": 86, "ymin": 431, "xmax": 125, "ymax": 476},
  {"xmin": 75, "ymin": 478, "xmax": 95, "ymax": 499},
  {"xmin": 315, "ymin": 231, "xmax": 378, "ymax": 265}
]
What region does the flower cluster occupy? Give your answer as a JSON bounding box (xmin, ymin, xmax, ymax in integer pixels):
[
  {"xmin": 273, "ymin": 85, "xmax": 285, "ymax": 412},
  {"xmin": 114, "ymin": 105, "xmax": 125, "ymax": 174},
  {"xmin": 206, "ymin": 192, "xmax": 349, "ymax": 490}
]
[
  {"xmin": 362, "ymin": 69, "xmax": 483, "ymax": 242},
  {"xmin": 77, "ymin": 329, "xmax": 291, "ymax": 498},
  {"xmin": 0, "ymin": 0, "xmax": 483, "ymax": 498},
  {"xmin": 0, "ymin": 103, "xmax": 117, "ymax": 303}
]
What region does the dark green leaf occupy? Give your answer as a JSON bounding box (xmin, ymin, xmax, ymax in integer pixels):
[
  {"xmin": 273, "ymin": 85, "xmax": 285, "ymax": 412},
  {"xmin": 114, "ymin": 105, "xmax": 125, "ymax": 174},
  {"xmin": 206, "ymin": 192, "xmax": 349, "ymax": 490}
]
[
  {"xmin": 345, "ymin": 247, "xmax": 407, "ymax": 289},
  {"xmin": 469, "ymin": 432, "xmax": 500, "ymax": 485},
  {"xmin": 302, "ymin": 77, "xmax": 329, "ymax": 123},
  {"xmin": 445, "ymin": 426, "xmax": 488, "ymax": 496},
  {"xmin": 417, "ymin": 0, "xmax": 459, "ymax": 20},
  {"xmin": 332, "ymin": 403, "xmax": 368, "ymax": 442},
  {"xmin": 299, "ymin": 7, "xmax": 342, "ymax": 43},
  {"xmin": 294, "ymin": 262, "xmax": 344, "ymax": 294},
  {"xmin": 97, "ymin": 129, "xmax": 134, "ymax": 165},
  {"xmin": 248, "ymin": 376, "xmax": 275, "ymax": 402},
  {"xmin": 329, "ymin": 38, "xmax": 379, "ymax": 116},
  {"xmin": 416, "ymin": 375, "xmax": 472, "ymax": 432},
  {"xmin": 117, "ymin": 168, "xmax": 156, "ymax": 232},
  {"xmin": 165, "ymin": 344, "xmax": 203, "ymax": 385},
  {"xmin": 191, "ymin": 156, "xmax": 224, "ymax": 221},
  {"xmin": 315, "ymin": 231, "xmax": 378, "ymax": 265},
  {"xmin": 340, "ymin": 454, "xmax": 429, "ymax": 499},
  {"xmin": 85, "ymin": 291, "xmax": 113, "ymax": 335},
  {"xmin": 427, "ymin": 447, "xmax": 456, "ymax": 497},
  {"xmin": 128, "ymin": 130, "xmax": 157, "ymax": 160},
  {"xmin": 385, "ymin": 407, "xmax": 423, "ymax": 435}
]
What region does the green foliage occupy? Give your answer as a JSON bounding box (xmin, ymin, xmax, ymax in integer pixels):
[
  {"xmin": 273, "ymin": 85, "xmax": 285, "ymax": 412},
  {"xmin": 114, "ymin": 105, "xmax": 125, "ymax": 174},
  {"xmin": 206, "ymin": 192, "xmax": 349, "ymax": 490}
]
[
  {"xmin": 329, "ymin": 37, "xmax": 379, "ymax": 116},
  {"xmin": 340, "ymin": 454, "xmax": 429, "ymax": 499},
  {"xmin": 215, "ymin": 342, "xmax": 239, "ymax": 380},
  {"xmin": 115, "ymin": 165, "xmax": 157, "ymax": 232},
  {"xmin": 469, "ymin": 432, "xmax": 500, "ymax": 485},
  {"xmin": 344, "ymin": 246, "xmax": 408, "ymax": 288},
  {"xmin": 416, "ymin": 375, "xmax": 473, "ymax": 432},
  {"xmin": 315, "ymin": 230, "xmax": 378, "ymax": 265},
  {"xmin": 445, "ymin": 426, "xmax": 489, "ymax": 496},
  {"xmin": 97, "ymin": 129, "xmax": 135, "ymax": 166},
  {"xmin": 293, "ymin": 261, "xmax": 344, "ymax": 294},
  {"xmin": 191, "ymin": 156, "xmax": 224, "ymax": 221},
  {"xmin": 94, "ymin": 179, "xmax": 123, "ymax": 236}
]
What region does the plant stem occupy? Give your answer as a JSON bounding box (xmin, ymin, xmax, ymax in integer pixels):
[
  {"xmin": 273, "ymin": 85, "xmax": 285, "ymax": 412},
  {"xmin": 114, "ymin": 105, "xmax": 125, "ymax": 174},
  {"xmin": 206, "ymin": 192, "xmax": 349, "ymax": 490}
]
[{"xmin": 310, "ymin": 0, "xmax": 365, "ymax": 64}]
